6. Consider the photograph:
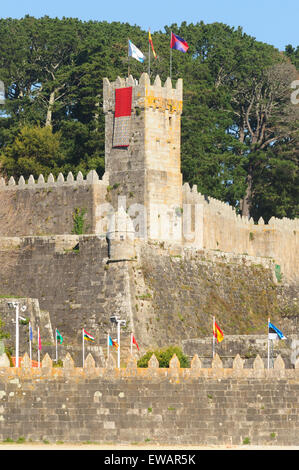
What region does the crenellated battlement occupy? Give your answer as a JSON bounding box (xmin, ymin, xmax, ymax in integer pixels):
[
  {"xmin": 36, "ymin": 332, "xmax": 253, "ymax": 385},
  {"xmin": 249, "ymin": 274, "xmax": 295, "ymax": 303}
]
[
  {"xmin": 0, "ymin": 170, "xmax": 108, "ymax": 191},
  {"xmin": 1, "ymin": 350, "xmax": 299, "ymax": 445},
  {"xmin": 182, "ymin": 182, "xmax": 299, "ymax": 231},
  {"xmin": 1, "ymin": 351, "xmax": 298, "ymax": 379},
  {"xmin": 103, "ymin": 73, "xmax": 183, "ymax": 115}
]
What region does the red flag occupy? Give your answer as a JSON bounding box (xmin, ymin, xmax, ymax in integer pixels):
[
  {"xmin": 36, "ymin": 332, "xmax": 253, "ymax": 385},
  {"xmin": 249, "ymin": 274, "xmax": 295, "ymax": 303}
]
[
  {"xmin": 170, "ymin": 32, "xmax": 189, "ymax": 53},
  {"xmin": 132, "ymin": 334, "xmax": 139, "ymax": 351}
]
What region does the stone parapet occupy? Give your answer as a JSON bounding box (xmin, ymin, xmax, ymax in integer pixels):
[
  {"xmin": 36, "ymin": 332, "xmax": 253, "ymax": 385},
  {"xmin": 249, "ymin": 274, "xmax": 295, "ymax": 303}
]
[
  {"xmin": 103, "ymin": 73, "xmax": 183, "ymax": 115},
  {"xmin": 1, "ymin": 352, "xmax": 299, "ymax": 445},
  {"xmin": 0, "ymin": 170, "xmax": 108, "ymax": 191},
  {"xmin": 0, "ymin": 351, "xmax": 298, "ymax": 378}
]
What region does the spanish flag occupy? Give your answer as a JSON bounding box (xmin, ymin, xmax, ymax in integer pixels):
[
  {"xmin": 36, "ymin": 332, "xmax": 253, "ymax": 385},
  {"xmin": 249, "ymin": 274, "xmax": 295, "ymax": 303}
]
[
  {"xmin": 213, "ymin": 320, "xmax": 224, "ymax": 343},
  {"xmin": 148, "ymin": 29, "xmax": 157, "ymax": 59}
]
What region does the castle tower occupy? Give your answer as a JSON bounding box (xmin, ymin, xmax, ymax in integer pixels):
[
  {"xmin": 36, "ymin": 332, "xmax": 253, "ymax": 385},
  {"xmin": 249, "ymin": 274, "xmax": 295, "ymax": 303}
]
[{"xmin": 103, "ymin": 73, "xmax": 183, "ymax": 241}]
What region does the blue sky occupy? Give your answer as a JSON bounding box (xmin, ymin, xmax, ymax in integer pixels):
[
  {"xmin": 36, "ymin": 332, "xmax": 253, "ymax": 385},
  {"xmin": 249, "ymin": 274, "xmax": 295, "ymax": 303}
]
[{"xmin": 1, "ymin": 0, "xmax": 298, "ymax": 50}]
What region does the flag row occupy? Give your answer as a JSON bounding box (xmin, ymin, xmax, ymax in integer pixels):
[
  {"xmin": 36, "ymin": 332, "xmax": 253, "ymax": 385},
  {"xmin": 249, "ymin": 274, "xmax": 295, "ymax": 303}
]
[
  {"xmin": 128, "ymin": 31, "xmax": 189, "ymax": 64},
  {"xmin": 27, "ymin": 324, "xmax": 140, "ymax": 368}
]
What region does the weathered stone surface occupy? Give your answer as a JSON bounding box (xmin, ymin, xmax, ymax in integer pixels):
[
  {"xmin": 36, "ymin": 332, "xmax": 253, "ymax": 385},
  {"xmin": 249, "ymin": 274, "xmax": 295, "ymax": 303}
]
[
  {"xmin": 0, "ymin": 353, "xmax": 10, "ymax": 367},
  {"xmin": 0, "ymin": 360, "xmax": 298, "ymax": 446}
]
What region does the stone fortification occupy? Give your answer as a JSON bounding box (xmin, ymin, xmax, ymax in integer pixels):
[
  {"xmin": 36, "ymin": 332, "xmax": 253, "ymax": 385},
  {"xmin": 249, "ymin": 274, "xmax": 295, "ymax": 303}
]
[
  {"xmin": 0, "ymin": 236, "xmax": 136, "ymax": 349},
  {"xmin": 0, "ymin": 73, "xmax": 297, "ymax": 283},
  {"xmin": 0, "ymin": 73, "xmax": 297, "ymax": 366},
  {"xmin": 103, "ymin": 73, "xmax": 183, "ymax": 241},
  {"xmin": 0, "ymin": 298, "xmax": 53, "ymax": 354},
  {"xmin": 0, "ymin": 170, "xmax": 108, "ymax": 237},
  {"xmin": 183, "ymin": 334, "xmax": 299, "ymax": 369},
  {"xmin": 0, "ymin": 352, "xmax": 298, "ymax": 445},
  {"xmin": 0, "ymin": 235, "xmax": 297, "ymax": 360},
  {"xmin": 182, "ymin": 183, "xmax": 299, "ymax": 283}
]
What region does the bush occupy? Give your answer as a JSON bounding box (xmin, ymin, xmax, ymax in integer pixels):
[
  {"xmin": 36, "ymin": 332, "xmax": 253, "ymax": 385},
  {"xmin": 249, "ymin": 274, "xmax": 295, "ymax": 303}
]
[{"xmin": 137, "ymin": 346, "xmax": 190, "ymax": 368}]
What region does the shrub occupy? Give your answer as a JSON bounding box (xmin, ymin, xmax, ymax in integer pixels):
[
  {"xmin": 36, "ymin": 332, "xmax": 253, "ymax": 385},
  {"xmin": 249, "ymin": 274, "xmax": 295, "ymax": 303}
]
[{"xmin": 137, "ymin": 346, "xmax": 190, "ymax": 368}]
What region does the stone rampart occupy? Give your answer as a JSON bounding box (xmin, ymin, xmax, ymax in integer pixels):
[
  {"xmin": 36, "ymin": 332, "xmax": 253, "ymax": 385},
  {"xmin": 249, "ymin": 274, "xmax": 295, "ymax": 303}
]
[
  {"xmin": 182, "ymin": 183, "xmax": 299, "ymax": 283},
  {"xmin": 0, "ymin": 235, "xmax": 136, "ymax": 349},
  {"xmin": 0, "ymin": 236, "xmax": 297, "ymax": 355},
  {"xmin": 0, "ymin": 170, "xmax": 108, "ymax": 237},
  {"xmin": 183, "ymin": 334, "xmax": 299, "ymax": 369},
  {"xmin": 0, "ymin": 352, "xmax": 298, "ymax": 445}
]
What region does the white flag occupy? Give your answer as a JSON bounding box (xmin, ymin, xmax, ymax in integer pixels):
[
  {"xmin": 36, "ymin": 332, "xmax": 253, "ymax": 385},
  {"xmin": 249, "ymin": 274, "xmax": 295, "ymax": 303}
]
[{"xmin": 128, "ymin": 40, "xmax": 145, "ymax": 63}]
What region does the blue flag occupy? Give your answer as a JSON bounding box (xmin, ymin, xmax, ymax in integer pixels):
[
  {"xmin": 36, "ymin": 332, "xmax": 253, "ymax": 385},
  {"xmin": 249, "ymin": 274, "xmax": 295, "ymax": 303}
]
[
  {"xmin": 29, "ymin": 324, "xmax": 33, "ymax": 341},
  {"xmin": 268, "ymin": 322, "xmax": 286, "ymax": 340},
  {"xmin": 108, "ymin": 335, "xmax": 119, "ymax": 350}
]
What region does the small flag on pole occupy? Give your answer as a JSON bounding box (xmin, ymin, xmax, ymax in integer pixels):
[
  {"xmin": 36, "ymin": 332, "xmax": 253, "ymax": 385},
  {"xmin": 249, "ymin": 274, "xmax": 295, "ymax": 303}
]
[
  {"xmin": 268, "ymin": 322, "xmax": 286, "ymax": 340},
  {"xmin": 38, "ymin": 328, "xmax": 42, "ymax": 350},
  {"xmin": 148, "ymin": 30, "xmax": 157, "ymax": 59},
  {"xmin": 131, "ymin": 333, "xmax": 140, "ymax": 351},
  {"xmin": 128, "ymin": 39, "xmax": 145, "ymax": 63},
  {"xmin": 83, "ymin": 329, "xmax": 95, "ymax": 342},
  {"xmin": 29, "ymin": 322, "xmax": 33, "ymax": 363},
  {"xmin": 213, "ymin": 320, "xmax": 224, "ymax": 344},
  {"xmin": 56, "ymin": 329, "xmax": 63, "ymax": 344},
  {"xmin": 55, "ymin": 328, "xmax": 63, "ymax": 362},
  {"xmin": 170, "ymin": 32, "xmax": 189, "ymax": 53},
  {"xmin": 108, "ymin": 335, "xmax": 119, "ymax": 350}
]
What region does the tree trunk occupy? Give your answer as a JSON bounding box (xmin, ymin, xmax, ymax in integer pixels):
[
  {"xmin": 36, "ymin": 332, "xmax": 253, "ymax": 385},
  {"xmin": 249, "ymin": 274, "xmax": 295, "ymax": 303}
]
[
  {"xmin": 45, "ymin": 91, "xmax": 55, "ymax": 127},
  {"xmin": 240, "ymin": 170, "xmax": 253, "ymax": 218}
]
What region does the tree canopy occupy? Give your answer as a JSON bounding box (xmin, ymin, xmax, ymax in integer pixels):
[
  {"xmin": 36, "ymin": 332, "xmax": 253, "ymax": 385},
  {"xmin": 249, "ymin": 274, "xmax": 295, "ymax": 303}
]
[{"xmin": 0, "ymin": 16, "xmax": 298, "ymax": 221}]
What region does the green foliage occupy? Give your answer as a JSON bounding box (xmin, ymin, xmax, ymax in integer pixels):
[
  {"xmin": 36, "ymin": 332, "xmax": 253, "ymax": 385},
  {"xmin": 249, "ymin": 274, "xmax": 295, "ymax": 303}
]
[
  {"xmin": 0, "ymin": 317, "xmax": 10, "ymax": 340},
  {"xmin": 0, "ymin": 17, "xmax": 297, "ymax": 221},
  {"xmin": 0, "ymin": 125, "xmax": 63, "ymax": 180},
  {"xmin": 53, "ymin": 359, "xmax": 63, "ymax": 368},
  {"xmin": 137, "ymin": 346, "xmax": 190, "ymax": 368},
  {"xmin": 72, "ymin": 208, "xmax": 87, "ymax": 235}
]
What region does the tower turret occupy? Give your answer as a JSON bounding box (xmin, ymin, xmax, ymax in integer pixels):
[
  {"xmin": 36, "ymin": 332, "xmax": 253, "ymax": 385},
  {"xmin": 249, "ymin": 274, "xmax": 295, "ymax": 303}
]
[{"xmin": 103, "ymin": 73, "xmax": 183, "ymax": 241}]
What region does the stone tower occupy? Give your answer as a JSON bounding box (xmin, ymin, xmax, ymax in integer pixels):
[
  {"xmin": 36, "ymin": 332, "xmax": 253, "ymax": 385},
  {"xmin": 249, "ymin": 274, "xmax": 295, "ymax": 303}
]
[{"xmin": 103, "ymin": 73, "xmax": 183, "ymax": 241}]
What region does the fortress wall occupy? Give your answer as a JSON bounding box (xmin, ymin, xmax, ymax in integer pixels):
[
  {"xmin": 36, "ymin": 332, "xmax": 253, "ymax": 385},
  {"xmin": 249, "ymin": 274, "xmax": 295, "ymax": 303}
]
[
  {"xmin": 0, "ymin": 353, "xmax": 298, "ymax": 445},
  {"xmin": 0, "ymin": 236, "xmax": 135, "ymax": 348},
  {"xmin": 0, "ymin": 236, "xmax": 296, "ymax": 356},
  {"xmin": 182, "ymin": 184, "xmax": 299, "ymax": 283},
  {"xmin": 130, "ymin": 241, "xmax": 297, "ymax": 351},
  {"xmin": 0, "ymin": 171, "xmax": 108, "ymax": 237}
]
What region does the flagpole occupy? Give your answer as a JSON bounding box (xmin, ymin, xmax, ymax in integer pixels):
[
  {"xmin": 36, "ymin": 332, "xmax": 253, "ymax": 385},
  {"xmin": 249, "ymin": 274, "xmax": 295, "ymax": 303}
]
[
  {"xmin": 212, "ymin": 316, "xmax": 215, "ymax": 358},
  {"xmin": 82, "ymin": 328, "xmax": 84, "ymax": 367},
  {"xmin": 55, "ymin": 328, "xmax": 58, "ymax": 362},
  {"xmin": 170, "ymin": 31, "xmax": 172, "ymax": 80},
  {"xmin": 130, "ymin": 332, "xmax": 133, "ymax": 355},
  {"xmin": 29, "ymin": 321, "xmax": 32, "ymax": 365},
  {"xmin": 148, "ymin": 29, "xmax": 151, "ymax": 76},
  {"xmin": 117, "ymin": 321, "xmax": 120, "ymax": 369},
  {"xmin": 37, "ymin": 326, "xmax": 40, "ymax": 368},
  {"xmin": 268, "ymin": 318, "xmax": 270, "ymax": 369},
  {"xmin": 128, "ymin": 39, "xmax": 130, "ymax": 77},
  {"xmin": 107, "ymin": 332, "xmax": 110, "ymax": 360}
]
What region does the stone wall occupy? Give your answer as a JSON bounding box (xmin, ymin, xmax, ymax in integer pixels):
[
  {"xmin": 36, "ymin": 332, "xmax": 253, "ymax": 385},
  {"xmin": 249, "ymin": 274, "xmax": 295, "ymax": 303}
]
[
  {"xmin": 0, "ymin": 352, "xmax": 298, "ymax": 446},
  {"xmin": 182, "ymin": 334, "xmax": 299, "ymax": 369},
  {"xmin": 0, "ymin": 298, "xmax": 53, "ymax": 354},
  {"xmin": 182, "ymin": 183, "xmax": 299, "ymax": 283},
  {"xmin": 131, "ymin": 241, "xmax": 297, "ymax": 350},
  {"xmin": 0, "ymin": 170, "xmax": 108, "ymax": 237},
  {"xmin": 0, "ymin": 236, "xmax": 135, "ymax": 352},
  {"xmin": 0, "ymin": 237, "xmax": 297, "ymax": 357}
]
